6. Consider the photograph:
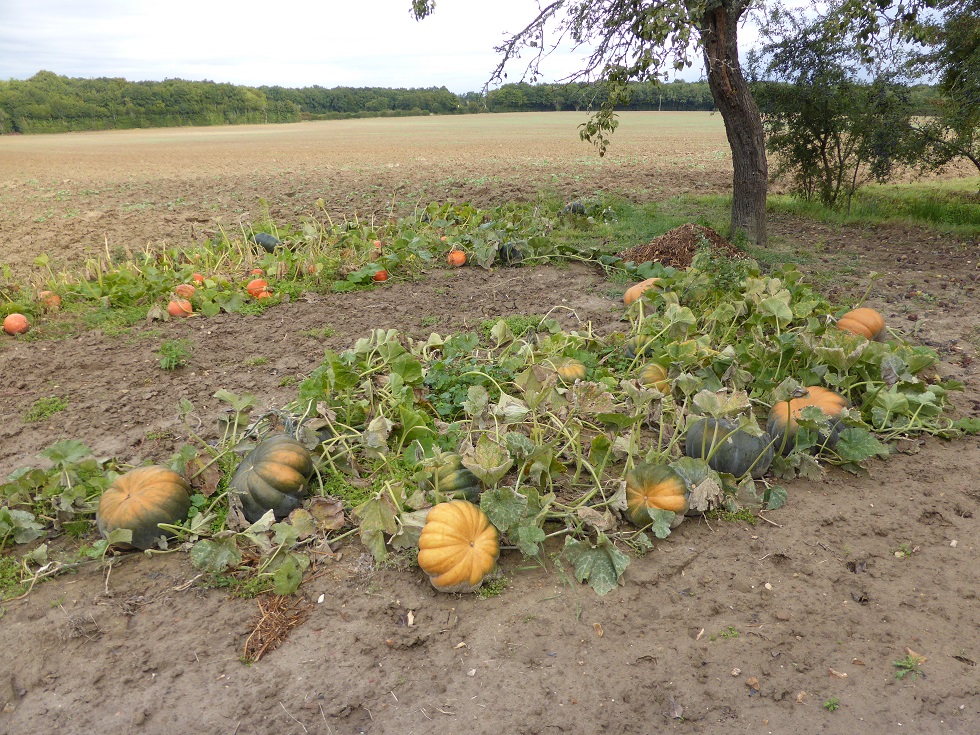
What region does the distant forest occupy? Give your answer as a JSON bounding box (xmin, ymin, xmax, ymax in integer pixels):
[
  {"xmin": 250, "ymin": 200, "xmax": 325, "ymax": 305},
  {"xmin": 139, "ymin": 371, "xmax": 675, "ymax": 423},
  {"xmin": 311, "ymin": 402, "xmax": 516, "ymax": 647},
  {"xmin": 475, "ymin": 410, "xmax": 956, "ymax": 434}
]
[{"xmin": 0, "ymin": 70, "xmax": 939, "ymax": 135}]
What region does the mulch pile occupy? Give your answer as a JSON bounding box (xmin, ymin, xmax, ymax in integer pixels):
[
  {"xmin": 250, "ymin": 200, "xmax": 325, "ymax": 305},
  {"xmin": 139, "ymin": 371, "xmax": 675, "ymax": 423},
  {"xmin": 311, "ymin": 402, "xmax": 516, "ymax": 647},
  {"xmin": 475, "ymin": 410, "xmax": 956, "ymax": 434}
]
[{"xmin": 617, "ymin": 223, "xmax": 745, "ymax": 268}]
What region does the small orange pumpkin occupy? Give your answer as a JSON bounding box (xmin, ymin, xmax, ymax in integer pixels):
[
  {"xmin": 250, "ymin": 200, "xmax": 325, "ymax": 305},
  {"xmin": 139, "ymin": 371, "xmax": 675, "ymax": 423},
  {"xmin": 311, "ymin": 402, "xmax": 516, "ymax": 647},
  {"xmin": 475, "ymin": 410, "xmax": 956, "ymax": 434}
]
[
  {"xmin": 174, "ymin": 283, "xmax": 196, "ymax": 299},
  {"xmin": 167, "ymin": 299, "xmax": 193, "ymax": 317},
  {"xmin": 3, "ymin": 313, "xmax": 29, "ymax": 335},
  {"xmin": 548, "ymin": 357, "xmax": 587, "ymax": 383},
  {"xmin": 38, "ymin": 291, "xmax": 62, "ymax": 311},
  {"xmin": 766, "ymin": 386, "xmax": 848, "ymax": 455},
  {"xmin": 447, "ymin": 249, "xmax": 466, "ymax": 267},
  {"xmin": 373, "ymin": 269, "xmax": 389, "ymax": 282},
  {"xmin": 246, "ymin": 278, "xmax": 269, "ymax": 297},
  {"xmin": 836, "ymin": 307, "xmax": 886, "ymax": 341},
  {"xmin": 96, "ymin": 466, "xmax": 192, "ymax": 550},
  {"xmin": 638, "ymin": 363, "xmax": 670, "ymax": 392},
  {"xmin": 417, "ymin": 500, "xmax": 499, "ymax": 593},
  {"xmin": 192, "ymin": 273, "xmax": 205, "ymax": 285},
  {"xmin": 623, "ymin": 277, "xmax": 663, "ymax": 306},
  {"xmin": 624, "ymin": 463, "xmax": 689, "ymax": 527}
]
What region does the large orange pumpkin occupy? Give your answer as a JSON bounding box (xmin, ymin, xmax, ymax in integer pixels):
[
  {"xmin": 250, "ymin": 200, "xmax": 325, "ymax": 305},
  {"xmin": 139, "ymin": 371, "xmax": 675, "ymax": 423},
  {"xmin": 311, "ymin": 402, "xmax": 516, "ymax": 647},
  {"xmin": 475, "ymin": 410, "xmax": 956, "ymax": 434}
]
[
  {"xmin": 623, "ymin": 277, "xmax": 663, "ymax": 306},
  {"xmin": 96, "ymin": 466, "xmax": 192, "ymax": 550},
  {"xmin": 836, "ymin": 307, "xmax": 886, "ymax": 341},
  {"xmin": 766, "ymin": 386, "xmax": 848, "ymax": 455},
  {"xmin": 417, "ymin": 500, "xmax": 499, "ymax": 593}
]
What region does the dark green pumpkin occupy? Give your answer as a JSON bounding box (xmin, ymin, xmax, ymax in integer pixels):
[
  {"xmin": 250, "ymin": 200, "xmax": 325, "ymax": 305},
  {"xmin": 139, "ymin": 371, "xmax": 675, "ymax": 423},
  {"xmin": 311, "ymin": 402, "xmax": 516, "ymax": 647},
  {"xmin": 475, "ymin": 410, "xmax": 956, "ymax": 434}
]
[
  {"xmin": 426, "ymin": 453, "xmax": 482, "ymax": 502},
  {"xmin": 231, "ymin": 435, "xmax": 314, "ymax": 522},
  {"xmin": 685, "ymin": 417, "xmax": 774, "ymax": 479}
]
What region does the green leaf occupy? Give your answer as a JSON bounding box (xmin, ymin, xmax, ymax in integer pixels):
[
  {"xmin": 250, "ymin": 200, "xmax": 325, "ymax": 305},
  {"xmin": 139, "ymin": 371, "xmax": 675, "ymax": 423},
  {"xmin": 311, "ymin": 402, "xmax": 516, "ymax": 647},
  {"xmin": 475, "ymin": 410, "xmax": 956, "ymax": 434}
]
[
  {"xmin": 951, "ymin": 417, "xmax": 980, "ymax": 435},
  {"xmin": 189, "ymin": 538, "xmax": 242, "ymax": 574},
  {"xmin": 39, "ymin": 439, "xmax": 91, "ymax": 467},
  {"xmin": 764, "ymin": 485, "xmax": 788, "ymax": 511},
  {"xmin": 562, "ymin": 534, "xmax": 629, "ymax": 596},
  {"xmin": 511, "ymin": 521, "xmax": 546, "ymax": 557},
  {"xmin": 390, "ymin": 353, "xmax": 423, "ymax": 385},
  {"xmin": 834, "ymin": 428, "xmax": 891, "ymax": 463},
  {"xmin": 0, "ymin": 506, "xmax": 45, "ymax": 545},
  {"xmin": 460, "ymin": 434, "xmax": 513, "ymax": 485},
  {"xmin": 647, "ymin": 509, "xmax": 677, "ymax": 539},
  {"xmin": 273, "ymin": 556, "xmax": 303, "ymax": 595},
  {"xmin": 462, "ymin": 385, "xmax": 489, "ymax": 417},
  {"xmin": 480, "ymin": 486, "xmax": 528, "ymax": 532}
]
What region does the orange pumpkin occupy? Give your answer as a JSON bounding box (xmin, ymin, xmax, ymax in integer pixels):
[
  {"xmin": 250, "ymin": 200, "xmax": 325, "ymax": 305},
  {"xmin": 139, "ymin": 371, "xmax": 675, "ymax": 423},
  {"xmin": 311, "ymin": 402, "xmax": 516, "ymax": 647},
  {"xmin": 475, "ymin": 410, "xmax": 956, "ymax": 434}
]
[
  {"xmin": 766, "ymin": 386, "xmax": 848, "ymax": 455},
  {"xmin": 837, "ymin": 307, "xmax": 886, "ymax": 341},
  {"xmin": 3, "ymin": 313, "xmax": 29, "ymax": 335},
  {"xmin": 624, "ymin": 463, "xmax": 689, "ymax": 527},
  {"xmin": 623, "ymin": 277, "xmax": 663, "ymax": 306},
  {"xmin": 38, "ymin": 291, "xmax": 62, "ymax": 311},
  {"xmin": 167, "ymin": 299, "xmax": 193, "ymax": 317},
  {"xmin": 192, "ymin": 273, "xmax": 205, "ymax": 285},
  {"xmin": 417, "ymin": 500, "xmax": 499, "ymax": 593},
  {"xmin": 447, "ymin": 249, "xmax": 466, "ymax": 267},
  {"xmin": 174, "ymin": 283, "xmax": 196, "ymax": 298},
  {"xmin": 373, "ymin": 269, "xmax": 389, "ymax": 282},
  {"xmin": 638, "ymin": 363, "xmax": 670, "ymax": 392},
  {"xmin": 97, "ymin": 466, "xmax": 192, "ymax": 550},
  {"xmin": 246, "ymin": 278, "xmax": 269, "ymax": 297}
]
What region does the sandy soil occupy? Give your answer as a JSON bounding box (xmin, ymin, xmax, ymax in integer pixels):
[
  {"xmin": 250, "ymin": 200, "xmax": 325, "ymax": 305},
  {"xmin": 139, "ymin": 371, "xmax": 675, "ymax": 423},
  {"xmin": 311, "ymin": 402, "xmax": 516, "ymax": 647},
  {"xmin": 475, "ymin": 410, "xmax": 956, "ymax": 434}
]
[{"xmin": 1, "ymin": 114, "xmax": 979, "ymax": 735}]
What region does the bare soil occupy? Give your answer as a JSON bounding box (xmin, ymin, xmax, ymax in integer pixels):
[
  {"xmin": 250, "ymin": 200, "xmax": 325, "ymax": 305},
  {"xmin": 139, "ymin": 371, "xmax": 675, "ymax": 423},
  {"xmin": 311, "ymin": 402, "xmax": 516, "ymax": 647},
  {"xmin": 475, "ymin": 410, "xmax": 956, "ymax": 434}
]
[{"xmin": 1, "ymin": 115, "xmax": 979, "ymax": 735}]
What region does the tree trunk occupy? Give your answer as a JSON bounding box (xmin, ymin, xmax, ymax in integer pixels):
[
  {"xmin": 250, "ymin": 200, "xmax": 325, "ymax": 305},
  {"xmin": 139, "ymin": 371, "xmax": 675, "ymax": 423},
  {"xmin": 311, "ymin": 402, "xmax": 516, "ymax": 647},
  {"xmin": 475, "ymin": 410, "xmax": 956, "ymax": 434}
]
[{"xmin": 699, "ymin": 4, "xmax": 768, "ymax": 247}]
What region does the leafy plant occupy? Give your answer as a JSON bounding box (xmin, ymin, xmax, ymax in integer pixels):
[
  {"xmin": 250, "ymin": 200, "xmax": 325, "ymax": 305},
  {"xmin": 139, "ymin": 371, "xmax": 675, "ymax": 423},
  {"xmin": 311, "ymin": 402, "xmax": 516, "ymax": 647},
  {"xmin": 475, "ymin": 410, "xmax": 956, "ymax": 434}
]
[
  {"xmin": 894, "ymin": 653, "xmax": 924, "ymax": 680},
  {"xmin": 158, "ymin": 339, "xmax": 192, "ymax": 370}
]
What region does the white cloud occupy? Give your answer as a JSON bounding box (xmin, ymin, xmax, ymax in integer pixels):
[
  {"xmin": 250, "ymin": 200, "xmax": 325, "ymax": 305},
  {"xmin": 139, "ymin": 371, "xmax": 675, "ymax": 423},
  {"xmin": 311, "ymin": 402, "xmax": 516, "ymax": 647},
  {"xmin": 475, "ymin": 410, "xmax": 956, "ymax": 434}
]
[{"xmin": 0, "ymin": 0, "xmax": 717, "ymax": 92}]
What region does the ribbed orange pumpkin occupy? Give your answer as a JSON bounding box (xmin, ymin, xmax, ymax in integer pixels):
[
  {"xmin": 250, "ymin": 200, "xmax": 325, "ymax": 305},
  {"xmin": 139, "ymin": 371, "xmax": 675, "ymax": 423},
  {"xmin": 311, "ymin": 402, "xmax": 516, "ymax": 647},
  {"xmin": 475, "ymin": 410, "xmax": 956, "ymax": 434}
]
[
  {"xmin": 766, "ymin": 386, "xmax": 848, "ymax": 455},
  {"xmin": 548, "ymin": 357, "xmax": 587, "ymax": 383},
  {"xmin": 624, "ymin": 463, "xmax": 689, "ymax": 528},
  {"xmin": 623, "ymin": 277, "xmax": 663, "ymax": 306},
  {"xmin": 638, "ymin": 363, "xmax": 670, "ymax": 392},
  {"xmin": 96, "ymin": 466, "xmax": 192, "ymax": 550},
  {"xmin": 836, "ymin": 307, "xmax": 886, "ymax": 341},
  {"xmin": 417, "ymin": 500, "xmax": 499, "ymax": 593},
  {"xmin": 231, "ymin": 435, "xmax": 314, "ymax": 522}
]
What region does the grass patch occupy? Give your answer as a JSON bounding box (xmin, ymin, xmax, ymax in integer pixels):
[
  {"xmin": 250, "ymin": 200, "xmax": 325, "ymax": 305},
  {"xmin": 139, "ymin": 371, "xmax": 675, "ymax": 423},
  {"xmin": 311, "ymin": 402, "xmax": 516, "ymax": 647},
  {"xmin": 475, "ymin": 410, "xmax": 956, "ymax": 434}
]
[
  {"xmin": 24, "ymin": 395, "xmax": 69, "ymax": 422},
  {"xmin": 158, "ymin": 339, "xmax": 192, "ymax": 370},
  {"xmin": 767, "ymin": 179, "xmax": 980, "ymax": 238}
]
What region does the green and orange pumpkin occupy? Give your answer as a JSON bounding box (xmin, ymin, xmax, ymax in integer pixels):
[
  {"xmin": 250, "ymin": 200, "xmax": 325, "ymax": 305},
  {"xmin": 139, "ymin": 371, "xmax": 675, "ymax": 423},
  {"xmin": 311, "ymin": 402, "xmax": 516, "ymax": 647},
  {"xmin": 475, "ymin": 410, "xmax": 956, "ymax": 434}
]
[
  {"xmin": 230, "ymin": 435, "xmax": 314, "ymax": 522},
  {"xmin": 624, "ymin": 463, "xmax": 690, "ymax": 528},
  {"xmin": 96, "ymin": 466, "xmax": 192, "ymax": 550}
]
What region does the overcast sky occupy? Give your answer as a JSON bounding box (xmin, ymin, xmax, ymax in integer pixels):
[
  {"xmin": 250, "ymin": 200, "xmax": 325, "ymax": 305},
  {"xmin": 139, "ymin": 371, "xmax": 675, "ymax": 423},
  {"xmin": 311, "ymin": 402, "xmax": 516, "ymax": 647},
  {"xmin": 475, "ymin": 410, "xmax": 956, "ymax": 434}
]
[{"xmin": 0, "ymin": 0, "xmax": 714, "ymax": 93}]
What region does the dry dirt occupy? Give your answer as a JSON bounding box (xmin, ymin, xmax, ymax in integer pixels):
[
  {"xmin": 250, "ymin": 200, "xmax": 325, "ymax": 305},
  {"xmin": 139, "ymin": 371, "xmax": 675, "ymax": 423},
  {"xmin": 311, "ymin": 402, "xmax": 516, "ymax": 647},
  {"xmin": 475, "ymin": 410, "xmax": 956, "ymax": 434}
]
[{"xmin": 1, "ymin": 114, "xmax": 979, "ymax": 735}]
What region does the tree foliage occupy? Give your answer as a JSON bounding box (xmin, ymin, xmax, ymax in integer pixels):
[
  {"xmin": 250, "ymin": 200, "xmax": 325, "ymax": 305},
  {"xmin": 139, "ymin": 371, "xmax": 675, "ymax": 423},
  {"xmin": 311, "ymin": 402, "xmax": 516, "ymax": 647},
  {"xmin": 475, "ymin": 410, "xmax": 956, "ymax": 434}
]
[{"xmin": 750, "ymin": 11, "xmax": 921, "ymax": 209}]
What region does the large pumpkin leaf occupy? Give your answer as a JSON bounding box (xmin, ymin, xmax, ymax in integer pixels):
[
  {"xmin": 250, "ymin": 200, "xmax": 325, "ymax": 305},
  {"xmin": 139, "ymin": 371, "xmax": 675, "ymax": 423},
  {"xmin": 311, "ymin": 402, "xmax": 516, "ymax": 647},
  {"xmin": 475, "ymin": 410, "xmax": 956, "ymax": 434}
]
[
  {"xmin": 190, "ymin": 538, "xmax": 242, "ymax": 574},
  {"xmin": 0, "ymin": 507, "xmax": 45, "ymax": 545},
  {"xmin": 460, "ymin": 434, "xmax": 513, "ymax": 485},
  {"xmin": 834, "ymin": 428, "xmax": 891, "ymax": 463},
  {"xmin": 480, "ymin": 486, "xmax": 527, "ymax": 532},
  {"xmin": 562, "ymin": 534, "xmax": 629, "ymax": 596}
]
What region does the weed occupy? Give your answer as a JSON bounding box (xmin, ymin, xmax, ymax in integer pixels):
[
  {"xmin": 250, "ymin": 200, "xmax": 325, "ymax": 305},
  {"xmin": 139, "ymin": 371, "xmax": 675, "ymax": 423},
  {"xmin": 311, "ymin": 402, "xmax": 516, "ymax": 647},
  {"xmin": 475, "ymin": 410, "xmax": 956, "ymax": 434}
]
[
  {"xmin": 244, "ymin": 356, "xmax": 269, "ymax": 366},
  {"xmin": 302, "ymin": 326, "xmax": 335, "ymax": 340},
  {"xmin": 706, "ymin": 508, "xmax": 757, "ymax": 525},
  {"xmin": 278, "ymin": 375, "xmax": 299, "ymax": 387},
  {"xmin": 894, "ymin": 542, "xmax": 916, "ymax": 558},
  {"xmin": 477, "ymin": 576, "xmax": 509, "ymax": 599},
  {"xmin": 718, "ymin": 625, "xmax": 740, "ymax": 639},
  {"xmin": 823, "ymin": 697, "xmax": 841, "ymax": 712},
  {"xmin": 894, "ymin": 654, "xmax": 924, "ymax": 680},
  {"xmin": 0, "ymin": 556, "xmax": 25, "ymax": 600},
  {"xmin": 480, "ymin": 314, "xmax": 544, "ymax": 341},
  {"xmin": 420, "ymin": 316, "xmax": 440, "ymax": 328},
  {"xmin": 158, "ymin": 339, "xmax": 192, "ymax": 370},
  {"xmin": 24, "ymin": 396, "xmax": 69, "ymax": 422}
]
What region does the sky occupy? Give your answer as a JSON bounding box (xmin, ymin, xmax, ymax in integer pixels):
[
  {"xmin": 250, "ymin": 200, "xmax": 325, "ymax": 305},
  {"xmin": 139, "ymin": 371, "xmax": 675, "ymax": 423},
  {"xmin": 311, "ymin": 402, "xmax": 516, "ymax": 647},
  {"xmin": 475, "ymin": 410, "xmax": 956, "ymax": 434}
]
[{"xmin": 0, "ymin": 0, "xmax": 713, "ymax": 94}]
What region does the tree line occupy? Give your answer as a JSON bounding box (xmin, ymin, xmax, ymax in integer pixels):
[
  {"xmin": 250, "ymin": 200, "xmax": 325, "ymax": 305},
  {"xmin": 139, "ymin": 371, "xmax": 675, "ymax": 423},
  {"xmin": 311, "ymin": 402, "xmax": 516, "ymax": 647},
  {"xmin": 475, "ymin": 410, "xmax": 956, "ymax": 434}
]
[{"xmin": 0, "ymin": 71, "xmax": 786, "ymax": 134}]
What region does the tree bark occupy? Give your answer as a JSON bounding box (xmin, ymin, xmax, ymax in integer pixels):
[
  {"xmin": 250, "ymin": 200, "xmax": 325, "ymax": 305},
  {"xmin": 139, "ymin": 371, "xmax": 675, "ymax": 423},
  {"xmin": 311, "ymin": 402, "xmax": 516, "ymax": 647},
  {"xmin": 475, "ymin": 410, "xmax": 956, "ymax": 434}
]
[{"xmin": 700, "ymin": 4, "xmax": 768, "ymax": 246}]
